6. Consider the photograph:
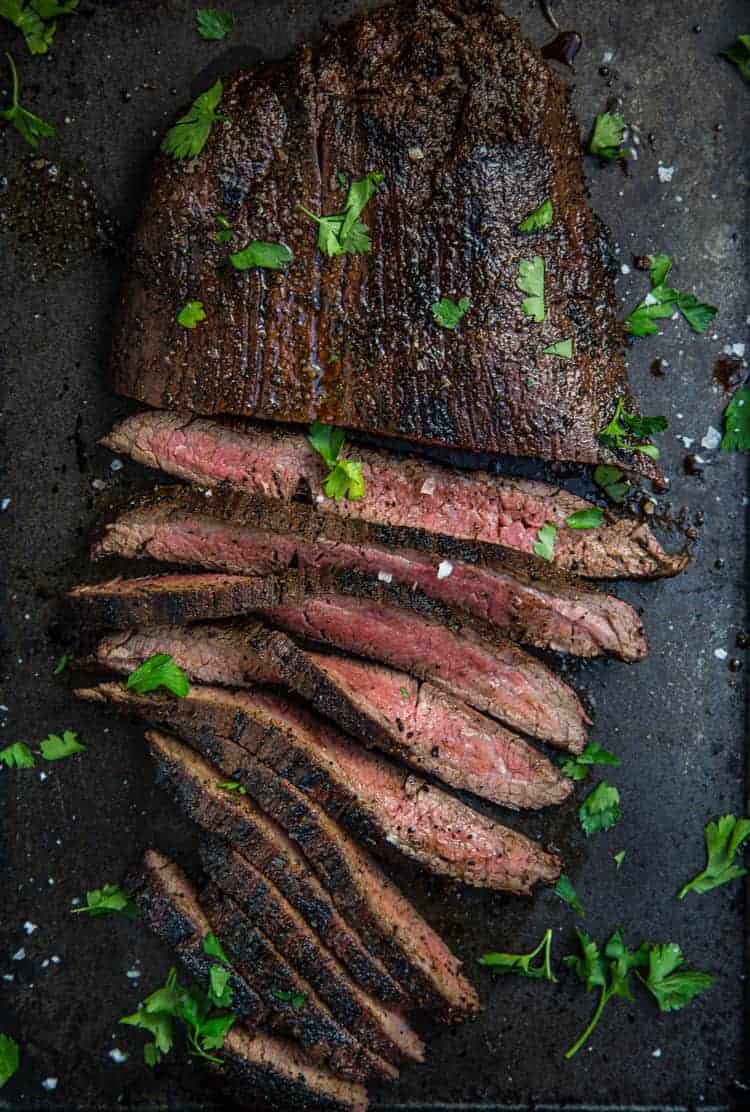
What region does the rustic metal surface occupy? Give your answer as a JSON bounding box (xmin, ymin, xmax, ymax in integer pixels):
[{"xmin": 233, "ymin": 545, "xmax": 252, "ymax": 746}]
[{"xmin": 0, "ymin": 1, "xmax": 748, "ymax": 1109}]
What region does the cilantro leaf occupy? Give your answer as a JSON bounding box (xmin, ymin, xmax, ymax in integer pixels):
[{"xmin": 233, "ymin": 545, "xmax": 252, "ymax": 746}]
[
  {"xmin": 1, "ymin": 52, "xmax": 55, "ymax": 148},
  {"xmin": 126, "ymin": 653, "xmax": 190, "ymax": 698},
  {"xmin": 543, "ymin": 337, "xmax": 573, "ymax": 358},
  {"xmin": 300, "ymin": 171, "xmax": 383, "ymax": 257},
  {"xmin": 198, "ymin": 1012, "xmax": 235, "ymax": 1050},
  {"xmin": 340, "ymin": 171, "xmax": 384, "ymax": 241},
  {"xmin": 203, "ymin": 933, "xmax": 230, "ymax": 965},
  {"xmin": 161, "ymin": 77, "xmax": 225, "ymax": 159},
  {"xmin": 673, "ymin": 291, "xmax": 718, "ymax": 334},
  {"xmin": 566, "ymin": 507, "xmax": 604, "ymax": 529},
  {"xmin": 0, "ymin": 741, "xmax": 35, "ymax": 768},
  {"xmin": 598, "ymin": 396, "xmax": 666, "ymax": 458},
  {"xmin": 564, "ymin": 929, "xmax": 606, "ymax": 992},
  {"xmin": 323, "ymin": 458, "xmax": 364, "ymax": 501},
  {"xmin": 648, "ymin": 254, "xmax": 672, "ymax": 287},
  {"xmin": 626, "ymin": 254, "xmax": 717, "ymax": 336},
  {"xmin": 72, "ymin": 883, "xmax": 138, "ymax": 918},
  {"xmin": 478, "ymin": 928, "xmax": 556, "ymax": 982},
  {"xmin": 564, "ymin": 929, "xmax": 645, "ymax": 1058},
  {"xmin": 678, "ymin": 814, "xmax": 750, "ymax": 898},
  {"xmin": 624, "ymin": 291, "xmax": 676, "ymax": 337},
  {"xmin": 40, "ymin": 729, "xmax": 85, "ymax": 760},
  {"xmin": 516, "ymin": 256, "xmax": 545, "ymax": 322},
  {"xmin": 53, "ymin": 653, "xmax": 69, "ymax": 675},
  {"xmin": 217, "ymin": 780, "xmax": 246, "ymax": 794},
  {"xmin": 208, "ymin": 965, "xmax": 232, "ymax": 1008},
  {"xmin": 613, "ymin": 850, "xmax": 625, "ymax": 870},
  {"xmin": 533, "ymin": 522, "xmax": 557, "ymax": 562},
  {"xmin": 308, "ymin": 421, "xmax": 345, "ymax": 469},
  {"xmin": 1, "ymin": 1, "xmax": 78, "ymax": 56},
  {"xmin": 593, "ymin": 463, "xmax": 629, "ymax": 504},
  {"xmin": 579, "ymin": 781, "xmax": 621, "ymax": 836},
  {"xmin": 177, "ymin": 300, "xmax": 206, "ymax": 329},
  {"xmin": 431, "ymin": 296, "xmax": 470, "ymax": 330},
  {"xmin": 518, "ymin": 197, "xmax": 553, "ymax": 233},
  {"xmin": 214, "ymin": 214, "xmax": 232, "ymax": 245},
  {"xmin": 229, "ymin": 241, "xmax": 293, "ymax": 271},
  {"xmin": 559, "ymin": 742, "xmax": 620, "ymax": 783},
  {"xmin": 589, "ymin": 112, "xmax": 628, "ymax": 160},
  {"xmin": 555, "ymin": 874, "xmax": 584, "ymax": 916},
  {"xmin": 196, "ymin": 8, "xmax": 233, "ymax": 40},
  {"xmin": 638, "ymin": 944, "xmax": 715, "ymax": 1012},
  {"xmin": 0, "ymin": 1034, "xmax": 20, "ymax": 1090},
  {"xmin": 720, "ymin": 386, "xmax": 750, "ymax": 452},
  {"xmin": 272, "ymin": 989, "xmax": 307, "ymax": 1009},
  {"xmin": 722, "ymin": 34, "xmax": 750, "ymax": 82}
]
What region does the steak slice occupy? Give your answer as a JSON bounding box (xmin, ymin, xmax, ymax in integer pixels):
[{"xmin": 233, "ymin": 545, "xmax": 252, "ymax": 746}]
[
  {"xmin": 110, "ymin": 0, "xmax": 658, "ymax": 475},
  {"xmin": 103, "ymin": 412, "xmax": 687, "ymax": 579},
  {"xmin": 135, "ymin": 726, "xmax": 479, "ymax": 1017},
  {"xmin": 217, "ymin": 1025, "xmax": 368, "ymax": 1112},
  {"xmin": 92, "ymin": 487, "xmax": 648, "ymax": 661},
  {"xmin": 201, "ymin": 885, "xmax": 397, "ymax": 1084},
  {"xmin": 93, "ymin": 624, "xmax": 572, "ymax": 806},
  {"xmin": 129, "ymin": 849, "xmax": 265, "ymax": 1025},
  {"xmin": 70, "ymin": 567, "xmax": 590, "ymax": 750},
  {"xmin": 199, "ymin": 838, "xmax": 424, "ymax": 1066}
]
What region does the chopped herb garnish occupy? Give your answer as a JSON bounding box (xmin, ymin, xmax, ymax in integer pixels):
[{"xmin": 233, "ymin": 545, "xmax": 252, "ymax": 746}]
[
  {"xmin": 203, "ymin": 933, "xmax": 230, "ymax": 965},
  {"xmin": 161, "ymin": 77, "xmax": 225, "ymax": 159},
  {"xmin": 53, "ymin": 653, "xmax": 70, "ymax": 675},
  {"xmin": 593, "ymin": 463, "xmax": 629, "ymax": 504},
  {"xmin": 72, "ymin": 884, "xmax": 138, "ymax": 918},
  {"xmin": 39, "ymin": 729, "xmax": 85, "ymax": 760},
  {"xmin": 589, "ymin": 112, "xmax": 629, "ymax": 160},
  {"xmin": 516, "ymin": 256, "xmax": 545, "ymax": 322},
  {"xmin": 518, "ymin": 197, "xmax": 553, "ymax": 232},
  {"xmin": 307, "ymin": 422, "xmax": 364, "ymax": 502},
  {"xmin": 479, "ymin": 928, "xmax": 556, "ymax": 982},
  {"xmin": 721, "ymin": 34, "xmax": 750, "ymax": 82},
  {"xmin": 431, "ymin": 296, "xmax": 470, "ymax": 330},
  {"xmin": 177, "ymin": 300, "xmax": 206, "ymax": 329},
  {"xmin": 214, "ymin": 214, "xmax": 232, "ymax": 245},
  {"xmin": 638, "ymin": 944, "xmax": 715, "ymax": 1013},
  {"xmin": 0, "ymin": 1, "xmax": 78, "ymax": 56},
  {"xmin": 579, "ymin": 781, "xmax": 621, "ymax": 836},
  {"xmin": 272, "ymin": 989, "xmax": 307, "ymax": 1009},
  {"xmin": 555, "ymin": 874, "xmax": 584, "ymax": 917},
  {"xmin": 1, "ymin": 52, "xmax": 55, "ymax": 148},
  {"xmin": 126, "ymin": 653, "xmax": 190, "ymax": 698},
  {"xmin": 217, "ymin": 780, "xmax": 246, "ymax": 795},
  {"xmin": 196, "ymin": 8, "xmax": 233, "ymax": 40},
  {"xmin": 0, "ymin": 741, "xmax": 35, "ymax": 768},
  {"xmin": 624, "ymin": 293, "xmax": 675, "ymax": 337},
  {"xmin": 598, "ymin": 396, "xmax": 666, "ymax": 459},
  {"xmin": 229, "ymin": 241, "xmax": 293, "ymax": 271},
  {"xmin": 300, "ymin": 170, "xmax": 383, "ymax": 257},
  {"xmin": 678, "ymin": 814, "xmax": 750, "ymax": 899},
  {"xmin": 559, "ymin": 742, "xmax": 620, "ymax": 783},
  {"xmin": 399, "ymin": 686, "xmax": 410, "ymax": 699},
  {"xmin": 0, "ymin": 1033, "xmax": 20, "ymax": 1090},
  {"xmin": 543, "ymin": 337, "xmax": 573, "ymax": 358},
  {"xmin": 533, "ymin": 522, "xmax": 557, "ymax": 562},
  {"xmin": 720, "ymin": 386, "xmax": 750, "ymax": 452},
  {"xmin": 613, "ymin": 850, "xmax": 625, "ymax": 870},
  {"xmin": 625, "ymin": 254, "xmax": 717, "ymax": 336},
  {"xmin": 566, "ymin": 507, "xmax": 604, "ymax": 529}
]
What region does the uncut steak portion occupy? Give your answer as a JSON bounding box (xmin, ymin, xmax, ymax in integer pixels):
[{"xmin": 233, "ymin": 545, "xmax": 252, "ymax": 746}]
[
  {"xmin": 93, "ymin": 487, "xmax": 648, "ymax": 661},
  {"xmin": 70, "ymin": 568, "xmax": 590, "ymax": 750},
  {"xmin": 110, "ymin": 0, "xmax": 657, "ymax": 473},
  {"xmin": 104, "ymin": 412, "xmax": 686, "ymax": 579}
]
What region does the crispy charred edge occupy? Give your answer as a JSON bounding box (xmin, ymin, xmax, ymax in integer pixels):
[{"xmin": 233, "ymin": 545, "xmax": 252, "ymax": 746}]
[
  {"xmin": 201, "ymin": 882, "xmax": 399, "ymax": 1085},
  {"xmin": 128, "ymin": 849, "xmax": 265, "ymax": 1025},
  {"xmin": 198, "ymin": 836, "xmax": 424, "ymax": 1066}
]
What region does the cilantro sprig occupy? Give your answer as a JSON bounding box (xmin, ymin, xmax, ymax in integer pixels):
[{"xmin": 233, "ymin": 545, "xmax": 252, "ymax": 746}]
[
  {"xmin": 1, "ymin": 52, "xmax": 55, "ymax": 148},
  {"xmin": 73, "ymin": 884, "xmax": 138, "ymax": 918},
  {"xmin": 720, "ymin": 387, "xmax": 750, "ymax": 452},
  {"xmin": 516, "ymin": 256, "xmax": 545, "ymax": 322},
  {"xmin": 0, "ymin": 1, "xmax": 78, "ymax": 56},
  {"xmin": 127, "ymin": 653, "xmax": 190, "ymax": 698},
  {"xmin": 0, "ymin": 1034, "xmax": 19, "ymax": 1090},
  {"xmin": 307, "ymin": 422, "xmax": 364, "ymax": 502},
  {"xmin": 598, "ymin": 396, "xmax": 666, "ymax": 460},
  {"xmin": 678, "ymin": 814, "xmax": 750, "ymax": 899},
  {"xmin": 558, "ymin": 742, "xmax": 620, "ymax": 783},
  {"xmin": 161, "ymin": 77, "xmax": 226, "ymax": 160},
  {"xmin": 431, "ymin": 296, "xmax": 470, "ymax": 330},
  {"xmin": 196, "ymin": 8, "xmax": 233, "ymax": 40},
  {"xmin": 579, "ymin": 781, "xmax": 621, "ymax": 835},
  {"xmin": 478, "ymin": 928, "xmax": 556, "ymax": 982},
  {"xmin": 625, "ymin": 254, "xmax": 717, "ymax": 337},
  {"xmin": 300, "ymin": 171, "xmax": 383, "ymax": 257},
  {"xmin": 589, "ymin": 112, "xmax": 629, "ymax": 160}
]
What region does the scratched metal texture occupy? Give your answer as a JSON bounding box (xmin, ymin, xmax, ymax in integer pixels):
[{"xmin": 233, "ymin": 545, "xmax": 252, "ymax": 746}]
[{"xmin": 0, "ymin": 1, "xmax": 748, "ymax": 1110}]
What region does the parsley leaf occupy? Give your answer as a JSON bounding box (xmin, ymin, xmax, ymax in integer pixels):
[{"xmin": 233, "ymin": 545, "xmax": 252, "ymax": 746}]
[
  {"xmin": 673, "ymin": 291, "xmax": 718, "ymax": 333},
  {"xmin": 300, "ymin": 171, "xmax": 383, "ymax": 257},
  {"xmin": 40, "ymin": 729, "xmax": 85, "ymax": 760},
  {"xmin": 638, "ymin": 944, "xmax": 715, "ymax": 1012},
  {"xmin": 0, "ymin": 1033, "xmax": 20, "ymax": 1090},
  {"xmin": 203, "ymin": 933, "xmax": 230, "ymax": 965},
  {"xmin": 126, "ymin": 653, "xmax": 190, "ymax": 698},
  {"xmin": 217, "ymin": 779, "xmax": 246, "ymax": 794},
  {"xmin": 579, "ymin": 781, "xmax": 621, "ymax": 835},
  {"xmin": 196, "ymin": 8, "xmax": 233, "ymax": 40},
  {"xmin": 1, "ymin": 52, "xmax": 55, "ymax": 148},
  {"xmin": 308, "ymin": 422, "xmax": 345, "ymax": 469},
  {"xmin": 625, "ymin": 254, "xmax": 717, "ymax": 336},
  {"xmin": 340, "ymin": 171, "xmax": 384, "ymax": 241},
  {"xmin": 0, "ymin": 1, "xmax": 78, "ymax": 56},
  {"xmin": 161, "ymin": 77, "xmax": 225, "ymax": 159},
  {"xmin": 431, "ymin": 296, "xmax": 470, "ymax": 330},
  {"xmin": 564, "ymin": 929, "xmax": 647, "ymax": 1057},
  {"xmin": 177, "ymin": 300, "xmax": 206, "ymax": 329},
  {"xmin": 624, "ymin": 293, "xmax": 676, "ymax": 337},
  {"xmin": 518, "ymin": 197, "xmax": 553, "ymax": 232},
  {"xmin": 478, "ymin": 928, "xmax": 556, "ymax": 982},
  {"xmin": 613, "ymin": 850, "xmax": 625, "ymax": 869},
  {"xmin": 214, "ymin": 214, "xmax": 232, "ymax": 245},
  {"xmin": 558, "ymin": 742, "xmax": 620, "ymax": 782},
  {"xmin": 722, "ymin": 34, "xmax": 750, "ymax": 82},
  {"xmin": 208, "ymin": 964, "xmax": 232, "ymax": 1008},
  {"xmin": 555, "ymin": 874, "xmax": 584, "ymax": 916},
  {"xmin": 543, "ymin": 337, "xmax": 573, "ymax": 358},
  {"xmin": 533, "ymin": 522, "xmax": 557, "ymax": 562},
  {"xmin": 678, "ymin": 814, "xmax": 750, "ymax": 899},
  {"xmin": 53, "ymin": 653, "xmax": 69, "ymax": 675},
  {"xmin": 516, "ymin": 256, "xmax": 545, "ymax": 322},
  {"xmin": 648, "ymin": 253, "xmax": 672, "ymax": 287},
  {"xmin": 308, "ymin": 422, "xmax": 364, "ymax": 502},
  {"xmin": 598, "ymin": 396, "xmax": 667, "ymax": 458},
  {"xmin": 720, "ymin": 386, "xmax": 750, "ymax": 452},
  {"xmin": 589, "ymin": 112, "xmax": 629, "ymax": 160},
  {"xmin": 272, "ymin": 989, "xmax": 307, "ymax": 1009},
  {"xmin": 566, "ymin": 507, "xmax": 604, "ymax": 529},
  {"xmin": 593, "ymin": 463, "xmax": 629, "ymax": 504},
  {"xmin": 0, "ymin": 741, "xmax": 35, "ymax": 768},
  {"xmin": 72, "ymin": 883, "xmax": 138, "ymax": 918},
  {"xmin": 229, "ymin": 241, "xmax": 293, "ymax": 271}
]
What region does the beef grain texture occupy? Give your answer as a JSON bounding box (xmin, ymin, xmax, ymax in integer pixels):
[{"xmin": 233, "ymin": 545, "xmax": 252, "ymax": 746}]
[
  {"xmin": 104, "ymin": 412, "xmax": 686, "ymax": 578},
  {"xmin": 92, "ymin": 486, "xmax": 649, "ymax": 661},
  {"xmin": 70, "ymin": 566, "xmax": 591, "ymax": 750},
  {"xmin": 110, "ymin": 0, "xmax": 657, "ymax": 473}
]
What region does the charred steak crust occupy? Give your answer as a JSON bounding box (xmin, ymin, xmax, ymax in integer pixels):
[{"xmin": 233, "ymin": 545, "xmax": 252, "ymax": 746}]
[{"xmin": 110, "ymin": 0, "xmax": 657, "ymax": 472}]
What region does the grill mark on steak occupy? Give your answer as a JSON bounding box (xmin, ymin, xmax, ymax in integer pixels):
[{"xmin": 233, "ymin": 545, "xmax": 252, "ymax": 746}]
[
  {"xmin": 109, "ymin": 1, "xmax": 659, "ymax": 476},
  {"xmin": 69, "ymin": 567, "xmax": 591, "ymax": 750},
  {"xmin": 92, "ymin": 486, "xmax": 648, "ymax": 661},
  {"xmin": 103, "ymin": 411, "xmax": 687, "ymax": 579}
]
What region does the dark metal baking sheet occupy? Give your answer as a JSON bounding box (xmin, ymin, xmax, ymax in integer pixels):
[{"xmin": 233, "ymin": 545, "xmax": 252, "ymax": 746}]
[{"xmin": 1, "ymin": 1, "xmax": 748, "ymax": 1109}]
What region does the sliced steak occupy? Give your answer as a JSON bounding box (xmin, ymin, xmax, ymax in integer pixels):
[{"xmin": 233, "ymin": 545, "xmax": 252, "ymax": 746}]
[
  {"xmin": 199, "ymin": 837, "xmax": 424, "ymax": 1066},
  {"xmin": 93, "ymin": 487, "xmax": 648, "ymax": 660},
  {"xmin": 104, "ymin": 412, "xmax": 686, "ymax": 579},
  {"xmin": 218, "ymin": 1025, "xmax": 368, "ymax": 1112},
  {"xmin": 110, "ymin": 1, "xmax": 659, "ymax": 476},
  {"xmin": 129, "ymin": 849, "xmax": 265, "ymax": 1025},
  {"xmin": 70, "ymin": 567, "xmax": 590, "ymax": 750},
  {"xmin": 201, "ymin": 885, "xmax": 397, "ymax": 1084}
]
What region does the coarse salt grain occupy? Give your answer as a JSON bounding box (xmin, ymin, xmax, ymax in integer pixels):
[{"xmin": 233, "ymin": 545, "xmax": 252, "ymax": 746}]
[
  {"xmin": 23, "ymin": 921, "xmax": 38, "ymax": 934},
  {"xmin": 420, "ymin": 478, "xmax": 436, "ymax": 495},
  {"xmin": 714, "ymin": 648, "xmax": 728, "ymax": 661},
  {"xmin": 42, "ymin": 1079, "xmax": 58, "ymax": 1091},
  {"xmin": 109, "ymin": 1048, "xmax": 128, "ymax": 1063},
  {"xmin": 12, "ymin": 948, "xmax": 25, "ymax": 961},
  {"xmin": 657, "ymin": 164, "xmax": 675, "ymax": 183},
  {"xmin": 701, "ymin": 426, "xmax": 722, "ymax": 452},
  {"xmin": 437, "ymin": 561, "xmax": 453, "ymax": 580},
  {"xmin": 377, "ymin": 571, "xmax": 393, "ymax": 584}
]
